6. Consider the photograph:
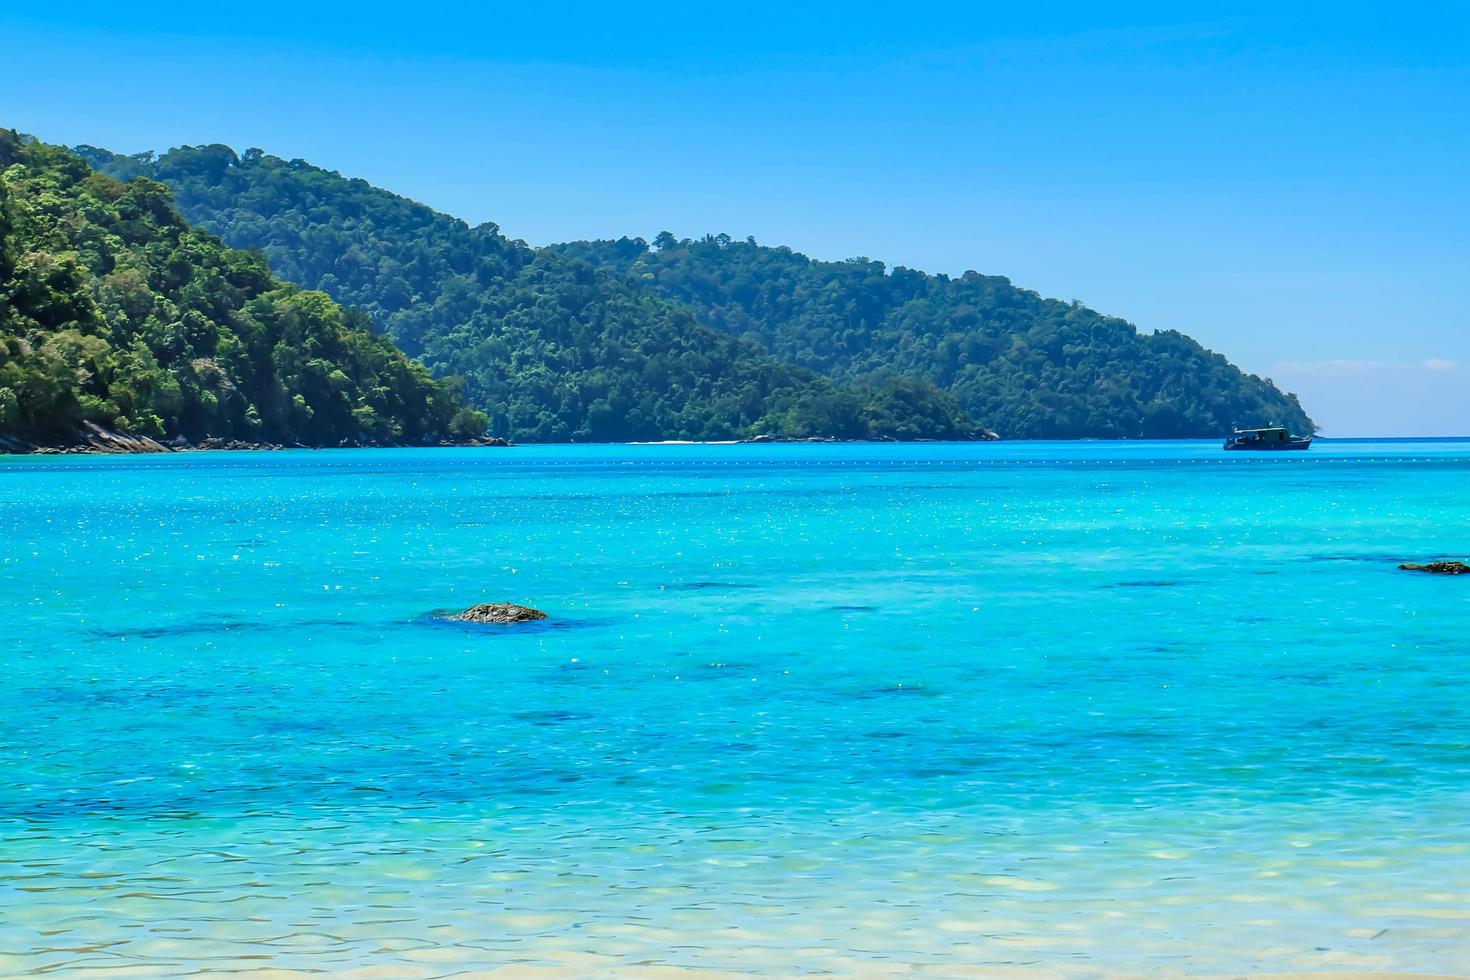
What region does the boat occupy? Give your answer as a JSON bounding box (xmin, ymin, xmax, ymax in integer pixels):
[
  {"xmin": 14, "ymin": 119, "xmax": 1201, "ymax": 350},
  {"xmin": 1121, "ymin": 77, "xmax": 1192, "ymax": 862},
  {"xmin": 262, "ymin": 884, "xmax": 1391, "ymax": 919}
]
[{"xmin": 1223, "ymin": 426, "xmax": 1313, "ymax": 451}]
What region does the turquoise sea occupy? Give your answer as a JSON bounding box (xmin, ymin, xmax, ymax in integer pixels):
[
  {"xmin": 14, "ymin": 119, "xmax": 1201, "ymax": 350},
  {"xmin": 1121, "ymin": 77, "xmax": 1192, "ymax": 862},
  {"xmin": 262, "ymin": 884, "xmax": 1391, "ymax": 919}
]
[{"xmin": 3, "ymin": 441, "xmax": 1469, "ymax": 977}]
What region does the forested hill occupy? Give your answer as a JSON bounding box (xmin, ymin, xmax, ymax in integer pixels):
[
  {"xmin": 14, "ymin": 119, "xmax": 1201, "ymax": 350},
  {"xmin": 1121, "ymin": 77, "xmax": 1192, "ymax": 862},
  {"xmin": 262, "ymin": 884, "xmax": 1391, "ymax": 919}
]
[
  {"xmin": 551, "ymin": 236, "xmax": 1314, "ymax": 439},
  {"xmin": 82, "ymin": 142, "xmax": 1312, "ymax": 440},
  {"xmin": 1, "ymin": 132, "xmax": 486, "ymax": 448},
  {"xmin": 80, "ymin": 144, "xmax": 980, "ymax": 442}
]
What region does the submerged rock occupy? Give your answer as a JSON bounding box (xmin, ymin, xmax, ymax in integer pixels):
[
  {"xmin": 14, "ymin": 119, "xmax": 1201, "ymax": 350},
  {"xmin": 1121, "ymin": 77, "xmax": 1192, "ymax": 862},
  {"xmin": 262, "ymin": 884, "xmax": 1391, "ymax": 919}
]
[
  {"xmin": 446, "ymin": 602, "xmax": 548, "ymax": 624},
  {"xmin": 1398, "ymin": 561, "xmax": 1470, "ymax": 575}
]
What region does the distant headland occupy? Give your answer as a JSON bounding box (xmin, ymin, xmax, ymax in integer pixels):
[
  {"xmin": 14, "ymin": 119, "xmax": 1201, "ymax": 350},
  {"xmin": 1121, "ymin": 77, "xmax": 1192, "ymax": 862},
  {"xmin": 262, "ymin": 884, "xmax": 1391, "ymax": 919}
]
[{"xmin": 4, "ymin": 129, "xmax": 1311, "ymax": 451}]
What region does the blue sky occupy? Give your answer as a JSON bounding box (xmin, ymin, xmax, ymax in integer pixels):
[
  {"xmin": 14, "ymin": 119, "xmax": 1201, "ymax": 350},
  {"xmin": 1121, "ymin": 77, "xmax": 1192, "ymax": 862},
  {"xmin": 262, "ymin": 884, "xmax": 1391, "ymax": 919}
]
[{"xmin": 5, "ymin": 2, "xmax": 1467, "ymax": 435}]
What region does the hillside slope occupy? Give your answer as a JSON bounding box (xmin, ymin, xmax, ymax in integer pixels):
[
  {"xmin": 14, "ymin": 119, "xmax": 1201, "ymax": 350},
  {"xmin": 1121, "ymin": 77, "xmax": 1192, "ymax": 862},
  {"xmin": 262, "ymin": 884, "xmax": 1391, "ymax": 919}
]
[
  {"xmin": 1, "ymin": 133, "xmax": 485, "ymax": 448},
  {"xmin": 81, "ymin": 144, "xmax": 978, "ymax": 442},
  {"xmin": 552, "ymin": 235, "xmax": 1315, "ymax": 439}
]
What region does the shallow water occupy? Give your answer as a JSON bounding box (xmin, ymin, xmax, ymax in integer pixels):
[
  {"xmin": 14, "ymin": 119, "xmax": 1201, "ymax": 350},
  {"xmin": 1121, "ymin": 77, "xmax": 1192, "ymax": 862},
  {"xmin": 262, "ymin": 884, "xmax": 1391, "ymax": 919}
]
[{"xmin": 2, "ymin": 440, "xmax": 1469, "ymax": 977}]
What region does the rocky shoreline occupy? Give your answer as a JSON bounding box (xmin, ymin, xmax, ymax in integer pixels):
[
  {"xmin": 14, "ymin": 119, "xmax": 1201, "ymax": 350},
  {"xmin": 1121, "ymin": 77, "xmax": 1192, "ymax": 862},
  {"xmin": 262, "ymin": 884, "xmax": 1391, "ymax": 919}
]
[
  {"xmin": 2, "ymin": 427, "xmax": 1012, "ymax": 455},
  {"xmin": 744, "ymin": 428, "xmax": 1000, "ymax": 444},
  {"xmin": 0, "ymin": 422, "xmax": 513, "ymax": 456}
]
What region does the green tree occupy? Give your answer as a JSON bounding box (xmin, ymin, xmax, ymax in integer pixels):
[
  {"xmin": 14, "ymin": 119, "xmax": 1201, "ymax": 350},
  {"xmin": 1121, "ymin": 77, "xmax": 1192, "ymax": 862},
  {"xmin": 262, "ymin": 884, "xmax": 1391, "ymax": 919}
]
[{"xmin": 1, "ymin": 130, "xmax": 486, "ymax": 447}]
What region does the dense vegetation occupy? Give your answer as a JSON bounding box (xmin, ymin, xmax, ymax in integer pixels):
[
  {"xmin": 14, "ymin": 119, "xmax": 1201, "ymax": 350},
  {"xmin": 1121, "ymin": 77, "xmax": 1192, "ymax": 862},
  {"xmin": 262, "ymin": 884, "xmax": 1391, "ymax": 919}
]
[
  {"xmin": 81, "ymin": 144, "xmax": 978, "ymax": 442},
  {"xmin": 552, "ymin": 235, "xmax": 1315, "ymax": 439},
  {"xmin": 82, "ymin": 142, "xmax": 1312, "ymax": 441},
  {"xmin": 1, "ymin": 132, "xmax": 486, "ymax": 447}
]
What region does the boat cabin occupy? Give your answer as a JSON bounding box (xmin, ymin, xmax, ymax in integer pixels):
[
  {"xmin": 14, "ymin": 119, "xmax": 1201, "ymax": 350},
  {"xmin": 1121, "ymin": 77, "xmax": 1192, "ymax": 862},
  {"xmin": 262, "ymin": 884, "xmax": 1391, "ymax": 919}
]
[{"xmin": 1233, "ymin": 427, "xmax": 1292, "ymax": 444}]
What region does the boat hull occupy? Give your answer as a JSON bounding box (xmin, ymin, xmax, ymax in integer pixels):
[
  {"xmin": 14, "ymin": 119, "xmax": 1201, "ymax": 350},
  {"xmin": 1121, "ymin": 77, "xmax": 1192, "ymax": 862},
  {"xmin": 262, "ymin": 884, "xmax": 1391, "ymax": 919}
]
[{"xmin": 1223, "ymin": 438, "xmax": 1313, "ymax": 451}]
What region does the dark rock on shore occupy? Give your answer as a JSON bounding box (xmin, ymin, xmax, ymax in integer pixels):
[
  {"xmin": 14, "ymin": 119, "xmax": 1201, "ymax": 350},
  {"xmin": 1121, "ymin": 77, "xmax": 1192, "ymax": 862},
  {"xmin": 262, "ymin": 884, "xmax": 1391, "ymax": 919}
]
[
  {"xmin": 195, "ymin": 437, "xmax": 284, "ymax": 451},
  {"xmin": 445, "ymin": 603, "xmax": 548, "ymax": 624},
  {"xmin": 1398, "ymin": 561, "xmax": 1470, "ymax": 575},
  {"xmin": 330, "ymin": 434, "xmax": 513, "ymax": 448},
  {"xmin": 0, "ymin": 434, "xmax": 42, "ymax": 455},
  {"xmin": 79, "ymin": 421, "xmax": 173, "ymax": 453},
  {"xmin": 1, "ymin": 422, "xmax": 175, "ymax": 456},
  {"xmin": 746, "ymin": 434, "xmax": 837, "ymax": 443}
]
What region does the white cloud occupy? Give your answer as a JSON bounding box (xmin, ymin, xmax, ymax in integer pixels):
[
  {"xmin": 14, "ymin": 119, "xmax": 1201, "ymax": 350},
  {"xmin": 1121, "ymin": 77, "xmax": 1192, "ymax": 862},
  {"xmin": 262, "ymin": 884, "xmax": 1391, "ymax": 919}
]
[{"xmin": 1423, "ymin": 358, "xmax": 1457, "ymax": 371}]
